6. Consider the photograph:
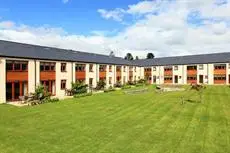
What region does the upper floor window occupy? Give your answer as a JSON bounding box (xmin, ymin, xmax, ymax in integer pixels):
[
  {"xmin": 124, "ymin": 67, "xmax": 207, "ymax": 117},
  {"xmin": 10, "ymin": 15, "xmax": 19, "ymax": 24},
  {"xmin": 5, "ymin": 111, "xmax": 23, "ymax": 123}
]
[
  {"xmin": 199, "ymin": 64, "xmax": 204, "ymax": 70},
  {"xmin": 214, "ymin": 64, "xmax": 226, "ymax": 70},
  {"xmin": 99, "ymin": 65, "xmax": 107, "ymax": 72},
  {"xmin": 76, "ymin": 64, "xmax": 85, "ymax": 72},
  {"xmin": 123, "ymin": 66, "xmax": 126, "ymax": 72},
  {"xmin": 153, "ymin": 67, "xmax": 156, "ymax": 71},
  {"xmin": 187, "ymin": 66, "xmax": 197, "ymax": 70},
  {"xmin": 61, "ymin": 63, "xmax": 66, "ymax": 72},
  {"xmin": 109, "ymin": 65, "xmax": 112, "ymax": 72},
  {"xmin": 174, "ymin": 66, "xmax": 178, "ymax": 71},
  {"xmin": 134, "ymin": 67, "xmax": 137, "ymax": 72},
  {"xmin": 6, "ymin": 61, "xmax": 28, "ymax": 71},
  {"xmin": 129, "ymin": 66, "xmax": 133, "ymax": 72},
  {"xmin": 116, "ymin": 66, "xmax": 121, "ymax": 72},
  {"xmin": 164, "ymin": 67, "xmax": 173, "ymax": 71},
  {"xmin": 144, "ymin": 68, "xmax": 151, "ymax": 72},
  {"xmin": 89, "ymin": 64, "xmax": 94, "ymax": 72},
  {"xmin": 40, "ymin": 62, "xmax": 55, "ymax": 72},
  {"xmin": 61, "ymin": 80, "xmax": 66, "ymax": 90}
]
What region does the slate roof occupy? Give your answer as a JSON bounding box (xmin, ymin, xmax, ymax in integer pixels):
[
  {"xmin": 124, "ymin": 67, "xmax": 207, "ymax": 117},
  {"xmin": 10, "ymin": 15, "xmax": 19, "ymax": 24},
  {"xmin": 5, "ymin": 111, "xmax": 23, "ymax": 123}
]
[
  {"xmin": 0, "ymin": 39, "xmax": 230, "ymax": 67},
  {"xmin": 135, "ymin": 52, "xmax": 230, "ymax": 66},
  {"xmin": 0, "ymin": 40, "xmax": 137, "ymax": 66}
]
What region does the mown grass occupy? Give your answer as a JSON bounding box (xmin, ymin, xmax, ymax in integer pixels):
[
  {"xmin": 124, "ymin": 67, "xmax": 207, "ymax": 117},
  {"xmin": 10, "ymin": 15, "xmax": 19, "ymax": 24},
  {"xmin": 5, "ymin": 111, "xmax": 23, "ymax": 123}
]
[{"xmin": 0, "ymin": 86, "xmax": 230, "ymax": 153}]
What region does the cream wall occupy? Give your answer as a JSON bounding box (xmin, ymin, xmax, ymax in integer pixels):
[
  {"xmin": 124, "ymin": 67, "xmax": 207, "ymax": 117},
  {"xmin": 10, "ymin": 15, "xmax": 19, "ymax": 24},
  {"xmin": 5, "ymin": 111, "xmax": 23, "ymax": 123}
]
[
  {"xmin": 0, "ymin": 58, "xmax": 6, "ymax": 103},
  {"xmin": 172, "ymin": 65, "xmax": 183, "ymax": 84},
  {"xmin": 121, "ymin": 66, "xmax": 128, "ymax": 84},
  {"xmin": 106, "ymin": 65, "xmax": 115, "ymax": 88},
  {"xmin": 55, "ymin": 62, "xmax": 73, "ymax": 97},
  {"xmin": 28, "ymin": 60, "xmax": 36, "ymax": 93}
]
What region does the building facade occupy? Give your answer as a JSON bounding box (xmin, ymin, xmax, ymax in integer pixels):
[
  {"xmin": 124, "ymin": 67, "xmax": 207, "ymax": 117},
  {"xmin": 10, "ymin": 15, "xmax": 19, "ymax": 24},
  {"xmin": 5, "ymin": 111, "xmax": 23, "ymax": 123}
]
[{"xmin": 0, "ymin": 40, "xmax": 230, "ymax": 103}]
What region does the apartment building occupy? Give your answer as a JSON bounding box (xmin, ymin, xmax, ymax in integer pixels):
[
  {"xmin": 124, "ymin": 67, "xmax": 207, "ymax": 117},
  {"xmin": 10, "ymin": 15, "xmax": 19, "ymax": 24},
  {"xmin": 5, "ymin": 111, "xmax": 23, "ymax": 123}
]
[{"xmin": 0, "ymin": 40, "xmax": 230, "ymax": 103}]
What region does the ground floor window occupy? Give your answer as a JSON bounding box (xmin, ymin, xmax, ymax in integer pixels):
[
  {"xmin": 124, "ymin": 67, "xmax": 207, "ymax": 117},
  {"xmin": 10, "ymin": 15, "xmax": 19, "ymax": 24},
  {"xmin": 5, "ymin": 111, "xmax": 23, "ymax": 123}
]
[
  {"xmin": 41, "ymin": 80, "xmax": 55, "ymax": 95},
  {"xmin": 6, "ymin": 81, "xmax": 28, "ymax": 101},
  {"xmin": 89, "ymin": 78, "xmax": 93, "ymax": 87},
  {"xmin": 214, "ymin": 75, "xmax": 226, "ymax": 80},
  {"xmin": 61, "ymin": 80, "xmax": 66, "ymax": 90},
  {"xmin": 187, "ymin": 76, "xmax": 197, "ymax": 80}
]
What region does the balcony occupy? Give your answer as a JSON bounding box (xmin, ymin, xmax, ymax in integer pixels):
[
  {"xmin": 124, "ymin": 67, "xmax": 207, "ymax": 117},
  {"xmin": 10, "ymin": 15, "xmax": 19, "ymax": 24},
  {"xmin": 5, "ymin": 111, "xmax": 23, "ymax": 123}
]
[
  {"xmin": 164, "ymin": 80, "xmax": 173, "ymax": 84},
  {"xmin": 214, "ymin": 80, "xmax": 226, "ymax": 84},
  {"xmin": 116, "ymin": 71, "xmax": 121, "ymax": 77},
  {"xmin": 99, "ymin": 71, "xmax": 106, "ymax": 78},
  {"xmin": 129, "ymin": 71, "xmax": 133, "ymax": 77},
  {"xmin": 40, "ymin": 71, "xmax": 56, "ymax": 80},
  {"xmin": 76, "ymin": 71, "xmax": 86, "ymax": 80},
  {"xmin": 187, "ymin": 79, "xmax": 197, "ymax": 84},
  {"xmin": 164, "ymin": 71, "xmax": 172, "ymax": 76},
  {"xmin": 6, "ymin": 71, "xmax": 28, "ymax": 82},
  {"xmin": 214, "ymin": 69, "xmax": 226, "ymax": 75},
  {"xmin": 187, "ymin": 70, "xmax": 197, "ymax": 76}
]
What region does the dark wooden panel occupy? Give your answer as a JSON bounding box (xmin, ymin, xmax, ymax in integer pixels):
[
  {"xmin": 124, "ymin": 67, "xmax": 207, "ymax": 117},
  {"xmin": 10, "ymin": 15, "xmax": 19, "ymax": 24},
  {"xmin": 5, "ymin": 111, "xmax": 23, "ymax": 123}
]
[
  {"xmin": 40, "ymin": 72, "xmax": 56, "ymax": 80},
  {"xmin": 214, "ymin": 80, "xmax": 226, "ymax": 84},
  {"xmin": 187, "ymin": 70, "xmax": 197, "ymax": 75},
  {"xmin": 214, "ymin": 69, "xmax": 226, "ymax": 75},
  {"xmin": 76, "ymin": 72, "xmax": 86, "ymax": 79},
  {"xmin": 164, "ymin": 80, "xmax": 173, "ymax": 84},
  {"xmin": 164, "ymin": 71, "xmax": 173, "ymax": 76},
  {"xmin": 99, "ymin": 72, "xmax": 106, "ymax": 78},
  {"xmin": 6, "ymin": 72, "xmax": 28, "ymax": 81},
  {"xmin": 116, "ymin": 71, "xmax": 121, "ymax": 77}
]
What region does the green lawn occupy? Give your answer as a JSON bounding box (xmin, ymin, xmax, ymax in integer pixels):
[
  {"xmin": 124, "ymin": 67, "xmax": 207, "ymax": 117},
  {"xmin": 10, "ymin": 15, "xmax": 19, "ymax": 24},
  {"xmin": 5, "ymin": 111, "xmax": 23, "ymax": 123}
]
[{"xmin": 0, "ymin": 86, "xmax": 230, "ymax": 153}]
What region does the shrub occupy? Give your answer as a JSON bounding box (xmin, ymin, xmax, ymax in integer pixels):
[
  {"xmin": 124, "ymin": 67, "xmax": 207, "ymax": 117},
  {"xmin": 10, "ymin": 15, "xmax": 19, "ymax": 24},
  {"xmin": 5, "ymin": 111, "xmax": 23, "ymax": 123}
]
[
  {"xmin": 137, "ymin": 79, "xmax": 147, "ymax": 84},
  {"xmin": 114, "ymin": 81, "xmax": 122, "ymax": 88},
  {"xmin": 96, "ymin": 80, "xmax": 106, "ymax": 90},
  {"xmin": 121, "ymin": 85, "xmax": 132, "ymax": 90},
  {"xmin": 74, "ymin": 93, "xmax": 92, "ymax": 98},
  {"xmin": 34, "ymin": 85, "xmax": 51, "ymax": 101},
  {"xmin": 104, "ymin": 86, "xmax": 116, "ymax": 93},
  {"xmin": 71, "ymin": 81, "xmax": 88, "ymax": 94},
  {"xmin": 127, "ymin": 81, "xmax": 136, "ymax": 85}
]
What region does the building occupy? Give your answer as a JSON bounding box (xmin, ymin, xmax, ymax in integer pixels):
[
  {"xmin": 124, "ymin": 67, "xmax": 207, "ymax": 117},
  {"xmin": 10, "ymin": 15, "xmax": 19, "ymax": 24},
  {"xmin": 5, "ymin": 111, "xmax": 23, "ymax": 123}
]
[{"xmin": 0, "ymin": 40, "xmax": 230, "ymax": 103}]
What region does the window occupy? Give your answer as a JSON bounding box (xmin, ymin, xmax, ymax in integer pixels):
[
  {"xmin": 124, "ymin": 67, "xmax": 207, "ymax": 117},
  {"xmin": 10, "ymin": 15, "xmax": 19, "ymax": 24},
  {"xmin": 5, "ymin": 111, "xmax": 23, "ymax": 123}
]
[
  {"xmin": 116, "ymin": 66, "xmax": 121, "ymax": 72},
  {"xmin": 164, "ymin": 67, "xmax": 173, "ymax": 71},
  {"xmin": 199, "ymin": 65, "xmax": 204, "ymax": 70},
  {"xmin": 6, "ymin": 60, "xmax": 28, "ymax": 71},
  {"xmin": 40, "ymin": 62, "xmax": 56, "ymax": 72},
  {"xmin": 123, "ymin": 66, "xmax": 126, "ymax": 72},
  {"xmin": 174, "ymin": 66, "xmax": 178, "ymax": 71},
  {"xmin": 187, "ymin": 76, "xmax": 197, "ymax": 80},
  {"xmin": 61, "ymin": 80, "xmax": 66, "ymax": 90},
  {"xmin": 129, "ymin": 66, "xmax": 133, "ymax": 72},
  {"xmin": 109, "ymin": 65, "xmax": 112, "ymax": 72},
  {"xmin": 187, "ymin": 66, "xmax": 197, "ymax": 70},
  {"xmin": 164, "ymin": 76, "xmax": 173, "ymax": 81},
  {"xmin": 61, "ymin": 63, "xmax": 66, "ymax": 72},
  {"xmin": 109, "ymin": 77, "xmax": 112, "ymax": 84},
  {"xmin": 76, "ymin": 64, "xmax": 85, "ymax": 72},
  {"xmin": 99, "ymin": 65, "xmax": 106, "ymax": 72},
  {"xmin": 89, "ymin": 64, "xmax": 94, "ymax": 72},
  {"xmin": 134, "ymin": 67, "xmax": 137, "ymax": 72},
  {"xmin": 214, "ymin": 64, "xmax": 226, "ymax": 70},
  {"xmin": 89, "ymin": 78, "xmax": 93, "ymax": 86},
  {"xmin": 144, "ymin": 68, "xmax": 151, "ymax": 72},
  {"xmin": 214, "ymin": 75, "xmax": 226, "ymax": 80},
  {"xmin": 153, "ymin": 67, "xmax": 156, "ymax": 71}
]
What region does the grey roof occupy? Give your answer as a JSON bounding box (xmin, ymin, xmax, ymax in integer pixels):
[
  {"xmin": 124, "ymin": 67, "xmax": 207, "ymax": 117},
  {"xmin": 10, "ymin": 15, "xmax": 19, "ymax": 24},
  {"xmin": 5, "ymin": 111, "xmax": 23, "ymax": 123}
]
[
  {"xmin": 0, "ymin": 39, "xmax": 230, "ymax": 67},
  {"xmin": 0, "ymin": 40, "xmax": 137, "ymax": 66},
  {"xmin": 135, "ymin": 52, "xmax": 230, "ymax": 66}
]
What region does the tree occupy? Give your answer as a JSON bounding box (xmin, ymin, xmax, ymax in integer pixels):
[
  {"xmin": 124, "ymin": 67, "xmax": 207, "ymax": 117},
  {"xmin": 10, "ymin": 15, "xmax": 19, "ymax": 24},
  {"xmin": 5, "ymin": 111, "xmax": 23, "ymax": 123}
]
[
  {"xmin": 109, "ymin": 51, "xmax": 115, "ymax": 57},
  {"xmin": 124, "ymin": 53, "xmax": 134, "ymax": 61},
  {"xmin": 146, "ymin": 53, "xmax": 155, "ymax": 59},
  {"xmin": 135, "ymin": 56, "xmax": 139, "ymax": 60}
]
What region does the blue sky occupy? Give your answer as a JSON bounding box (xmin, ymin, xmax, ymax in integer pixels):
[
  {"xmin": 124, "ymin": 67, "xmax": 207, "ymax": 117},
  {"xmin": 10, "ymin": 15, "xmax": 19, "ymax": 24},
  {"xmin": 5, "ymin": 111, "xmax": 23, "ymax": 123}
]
[
  {"xmin": 0, "ymin": 0, "xmax": 230, "ymax": 58},
  {"xmin": 0, "ymin": 0, "xmax": 141, "ymax": 35}
]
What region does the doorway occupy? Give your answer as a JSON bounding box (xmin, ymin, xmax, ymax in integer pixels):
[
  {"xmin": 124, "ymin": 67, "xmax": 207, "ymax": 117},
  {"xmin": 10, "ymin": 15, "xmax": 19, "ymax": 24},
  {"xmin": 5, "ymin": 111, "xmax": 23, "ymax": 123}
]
[
  {"xmin": 174, "ymin": 75, "xmax": 178, "ymax": 84},
  {"xmin": 199, "ymin": 75, "xmax": 204, "ymax": 84},
  {"xmin": 6, "ymin": 81, "xmax": 27, "ymax": 101}
]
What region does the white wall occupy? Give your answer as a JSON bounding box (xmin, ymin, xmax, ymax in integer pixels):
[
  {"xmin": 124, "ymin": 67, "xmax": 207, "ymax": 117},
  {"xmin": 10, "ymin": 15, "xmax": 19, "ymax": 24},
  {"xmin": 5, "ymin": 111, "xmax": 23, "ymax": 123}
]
[{"xmin": 0, "ymin": 58, "xmax": 6, "ymax": 103}]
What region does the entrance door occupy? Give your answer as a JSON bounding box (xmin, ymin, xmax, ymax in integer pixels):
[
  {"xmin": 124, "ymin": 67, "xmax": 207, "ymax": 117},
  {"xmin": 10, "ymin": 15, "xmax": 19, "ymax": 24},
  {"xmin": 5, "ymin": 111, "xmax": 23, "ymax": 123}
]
[
  {"xmin": 6, "ymin": 81, "xmax": 27, "ymax": 101},
  {"xmin": 14, "ymin": 82, "xmax": 20, "ymax": 100},
  {"xmin": 199, "ymin": 75, "xmax": 204, "ymax": 84},
  {"xmin": 6, "ymin": 82, "xmax": 12, "ymax": 100},
  {"xmin": 174, "ymin": 75, "xmax": 178, "ymax": 84}
]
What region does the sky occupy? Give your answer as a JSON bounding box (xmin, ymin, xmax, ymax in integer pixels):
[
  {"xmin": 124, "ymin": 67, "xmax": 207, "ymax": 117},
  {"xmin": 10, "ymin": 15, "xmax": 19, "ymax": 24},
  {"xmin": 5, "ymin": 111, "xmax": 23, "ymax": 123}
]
[{"xmin": 0, "ymin": 0, "xmax": 230, "ymax": 58}]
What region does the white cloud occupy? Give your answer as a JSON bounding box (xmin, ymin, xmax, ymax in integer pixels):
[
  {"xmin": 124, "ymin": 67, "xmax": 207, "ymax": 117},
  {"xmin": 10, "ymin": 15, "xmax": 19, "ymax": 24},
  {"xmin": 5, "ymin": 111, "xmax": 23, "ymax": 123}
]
[
  {"xmin": 1, "ymin": 0, "xmax": 230, "ymax": 58},
  {"xmin": 62, "ymin": 0, "xmax": 69, "ymax": 4},
  {"xmin": 0, "ymin": 21, "xmax": 15, "ymax": 29},
  {"xmin": 97, "ymin": 8, "xmax": 125, "ymax": 22}
]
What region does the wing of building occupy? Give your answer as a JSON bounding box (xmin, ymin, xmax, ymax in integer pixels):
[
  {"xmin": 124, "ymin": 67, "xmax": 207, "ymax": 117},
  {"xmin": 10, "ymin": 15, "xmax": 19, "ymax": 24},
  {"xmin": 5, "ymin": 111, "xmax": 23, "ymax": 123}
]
[{"xmin": 0, "ymin": 39, "xmax": 230, "ymax": 103}]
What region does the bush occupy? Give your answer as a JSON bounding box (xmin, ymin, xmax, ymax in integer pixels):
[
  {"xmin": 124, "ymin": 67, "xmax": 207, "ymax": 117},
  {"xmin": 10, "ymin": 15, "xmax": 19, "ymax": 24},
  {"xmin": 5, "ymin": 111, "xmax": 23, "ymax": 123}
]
[
  {"xmin": 72, "ymin": 81, "xmax": 88, "ymax": 94},
  {"xmin": 114, "ymin": 81, "xmax": 122, "ymax": 88},
  {"xmin": 74, "ymin": 93, "xmax": 92, "ymax": 98},
  {"xmin": 127, "ymin": 81, "xmax": 136, "ymax": 85},
  {"xmin": 34, "ymin": 85, "xmax": 51, "ymax": 101},
  {"xmin": 137, "ymin": 79, "xmax": 147, "ymax": 84},
  {"xmin": 96, "ymin": 80, "xmax": 106, "ymax": 90},
  {"xmin": 104, "ymin": 86, "xmax": 116, "ymax": 93},
  {"xmin": 121, "ymin": 85, "xmax": 132, "ymax": 90}
]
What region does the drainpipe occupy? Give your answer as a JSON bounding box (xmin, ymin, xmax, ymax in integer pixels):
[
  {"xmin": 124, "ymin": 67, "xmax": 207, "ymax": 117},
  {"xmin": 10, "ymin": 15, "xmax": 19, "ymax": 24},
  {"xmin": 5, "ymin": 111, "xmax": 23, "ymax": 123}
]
[{"xmin": 34, "ymin": 59, "xmax": 37, "ymax": 92}]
